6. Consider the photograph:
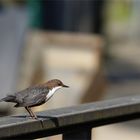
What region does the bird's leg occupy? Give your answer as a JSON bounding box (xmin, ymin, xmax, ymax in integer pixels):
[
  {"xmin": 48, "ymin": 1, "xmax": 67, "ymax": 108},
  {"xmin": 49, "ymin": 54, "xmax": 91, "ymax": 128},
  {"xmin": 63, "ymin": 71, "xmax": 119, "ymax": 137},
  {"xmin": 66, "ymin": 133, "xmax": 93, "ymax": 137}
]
[
  {"xmin": 29, "ymin": 108, "xmax": 38, "ymax": 119},
  {"xmin": 25, "ymin": 107, "xmax": 34, "ymax": 119}
]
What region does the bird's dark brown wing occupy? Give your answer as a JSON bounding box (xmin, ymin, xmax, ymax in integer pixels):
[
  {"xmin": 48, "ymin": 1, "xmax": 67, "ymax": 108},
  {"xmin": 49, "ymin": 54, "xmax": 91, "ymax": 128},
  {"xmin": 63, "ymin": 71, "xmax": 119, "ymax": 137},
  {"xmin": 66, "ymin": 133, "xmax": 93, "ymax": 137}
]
[
  {"xmin": 14, "ymin": 86, "xmax": 49, "ymax": 107},
  {"xmin": 20, "ymin": 93, "xmax": 47, "ymax": 107}
]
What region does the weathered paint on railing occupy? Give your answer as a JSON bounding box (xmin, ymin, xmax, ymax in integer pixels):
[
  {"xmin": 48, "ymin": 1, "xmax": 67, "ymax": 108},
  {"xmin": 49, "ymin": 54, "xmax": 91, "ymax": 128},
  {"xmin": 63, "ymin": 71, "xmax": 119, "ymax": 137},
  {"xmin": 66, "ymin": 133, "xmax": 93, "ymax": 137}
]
[{"xmin": 0, "ymin": 95, "xmax": 140, "ymax": 139}]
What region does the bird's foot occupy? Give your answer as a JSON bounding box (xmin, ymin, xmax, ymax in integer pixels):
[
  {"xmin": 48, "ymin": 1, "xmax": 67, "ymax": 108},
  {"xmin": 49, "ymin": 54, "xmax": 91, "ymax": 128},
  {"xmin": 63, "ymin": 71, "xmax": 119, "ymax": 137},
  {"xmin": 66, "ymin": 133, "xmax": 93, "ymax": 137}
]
[
  {"xmin": 31, "ymin": 115, "xmax": 38, "ymax": 120},
  {"xmin": 33, "ymin": 116, "xmax": 38, "ymax": 120},
  {"xmin": 26, "ymin": 116, "xmax": 38, "ymax": 120}
]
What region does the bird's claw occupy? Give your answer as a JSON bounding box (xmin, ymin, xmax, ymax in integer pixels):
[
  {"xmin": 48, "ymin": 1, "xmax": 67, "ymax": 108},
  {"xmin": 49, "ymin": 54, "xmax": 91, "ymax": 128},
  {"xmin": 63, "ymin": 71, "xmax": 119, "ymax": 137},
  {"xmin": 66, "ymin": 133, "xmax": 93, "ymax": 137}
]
[{"xmin": 26, "ymin": 116, "xmax": 38, "ymax": 120}]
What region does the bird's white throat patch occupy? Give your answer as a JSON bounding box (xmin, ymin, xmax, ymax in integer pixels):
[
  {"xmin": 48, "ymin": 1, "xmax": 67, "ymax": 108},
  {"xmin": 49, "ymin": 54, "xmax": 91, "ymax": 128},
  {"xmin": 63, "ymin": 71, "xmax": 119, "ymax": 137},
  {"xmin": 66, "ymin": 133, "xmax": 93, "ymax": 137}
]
[{"xmin": 46, "ymin": 86, "xmax": 62, "ymax": 101}]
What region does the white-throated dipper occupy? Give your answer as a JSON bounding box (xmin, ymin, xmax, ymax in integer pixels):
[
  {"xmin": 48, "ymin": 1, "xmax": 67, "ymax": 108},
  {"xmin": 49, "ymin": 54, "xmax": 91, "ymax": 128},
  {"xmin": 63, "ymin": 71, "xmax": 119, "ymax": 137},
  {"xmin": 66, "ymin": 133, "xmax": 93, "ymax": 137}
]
[{"xmin": 0, "ymin": 79, "xmax": 69, "ymax": 119}]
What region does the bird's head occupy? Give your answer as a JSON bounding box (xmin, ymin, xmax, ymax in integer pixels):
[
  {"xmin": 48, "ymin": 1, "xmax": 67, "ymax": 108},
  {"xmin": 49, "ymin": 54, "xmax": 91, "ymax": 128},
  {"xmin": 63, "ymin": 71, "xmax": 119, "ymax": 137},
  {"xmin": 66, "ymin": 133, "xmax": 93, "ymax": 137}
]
[{"xmin": 46, "ymin": 79, "xmax": 69, "ymax": 90}]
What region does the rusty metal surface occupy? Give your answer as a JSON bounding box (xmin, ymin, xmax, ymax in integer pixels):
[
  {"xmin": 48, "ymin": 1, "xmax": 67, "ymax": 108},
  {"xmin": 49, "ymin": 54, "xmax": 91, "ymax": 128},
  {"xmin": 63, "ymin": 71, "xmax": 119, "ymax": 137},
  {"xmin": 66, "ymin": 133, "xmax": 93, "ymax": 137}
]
[{"xmin": 0, "ymin": 95, "xmax": 140, "ymax": 139}]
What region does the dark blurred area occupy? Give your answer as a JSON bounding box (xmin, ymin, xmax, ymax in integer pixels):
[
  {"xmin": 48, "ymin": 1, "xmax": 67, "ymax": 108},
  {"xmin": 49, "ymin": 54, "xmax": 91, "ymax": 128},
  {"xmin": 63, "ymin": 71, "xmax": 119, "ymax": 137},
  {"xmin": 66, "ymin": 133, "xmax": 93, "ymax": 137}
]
[
  {"xmin": 0, "ymin": 0, "xmax": 139, "ymax": 140},
  {"xmin": 28, "ymin": 0, "xmax": 104, "ymax": 33}
]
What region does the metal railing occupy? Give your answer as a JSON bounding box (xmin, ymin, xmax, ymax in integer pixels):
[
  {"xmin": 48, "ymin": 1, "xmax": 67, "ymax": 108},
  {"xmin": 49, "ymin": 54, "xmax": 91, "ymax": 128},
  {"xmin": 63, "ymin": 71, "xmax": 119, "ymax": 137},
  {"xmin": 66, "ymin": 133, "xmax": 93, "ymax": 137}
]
[{"xmin": 0, "ymin": 95, "xmax": 140, "ymax": 139}]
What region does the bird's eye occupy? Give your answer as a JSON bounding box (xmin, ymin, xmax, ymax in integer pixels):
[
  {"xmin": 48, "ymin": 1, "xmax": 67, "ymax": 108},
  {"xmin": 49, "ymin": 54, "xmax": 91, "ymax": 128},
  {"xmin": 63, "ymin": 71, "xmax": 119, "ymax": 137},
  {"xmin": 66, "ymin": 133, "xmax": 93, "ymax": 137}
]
[{"xmin": 58, "ymin": 82, "xmax": 62, "ymax": 86}]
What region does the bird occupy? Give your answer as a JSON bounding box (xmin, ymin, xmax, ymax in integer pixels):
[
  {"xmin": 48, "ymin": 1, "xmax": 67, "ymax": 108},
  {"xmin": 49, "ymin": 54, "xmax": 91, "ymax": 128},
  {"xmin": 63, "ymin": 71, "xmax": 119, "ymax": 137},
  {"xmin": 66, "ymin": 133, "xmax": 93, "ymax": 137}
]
[{"xmin": 0, "ymin": 79, "xmax": 69, "ymax": 119}]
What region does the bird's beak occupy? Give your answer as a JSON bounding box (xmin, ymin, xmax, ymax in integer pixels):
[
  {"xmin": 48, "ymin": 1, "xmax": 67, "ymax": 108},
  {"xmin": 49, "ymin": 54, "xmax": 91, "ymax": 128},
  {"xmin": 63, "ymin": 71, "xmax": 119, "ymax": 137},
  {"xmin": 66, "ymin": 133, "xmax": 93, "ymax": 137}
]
[{"xmin": 63, "ymin": 84, "xmax": 69, "ymax": 88}]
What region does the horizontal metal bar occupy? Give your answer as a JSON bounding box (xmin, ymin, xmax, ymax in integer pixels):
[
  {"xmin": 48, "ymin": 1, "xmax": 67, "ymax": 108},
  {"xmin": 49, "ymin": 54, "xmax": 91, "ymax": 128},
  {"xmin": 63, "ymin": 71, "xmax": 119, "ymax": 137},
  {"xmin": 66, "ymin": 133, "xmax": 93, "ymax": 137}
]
[
  {"xmin": 0, "ymin": 95, "xmax": 140, "ymax": 139},
  {"xmin": 63, "ymin": 128, "xmax": 91, "ymax": 140}
]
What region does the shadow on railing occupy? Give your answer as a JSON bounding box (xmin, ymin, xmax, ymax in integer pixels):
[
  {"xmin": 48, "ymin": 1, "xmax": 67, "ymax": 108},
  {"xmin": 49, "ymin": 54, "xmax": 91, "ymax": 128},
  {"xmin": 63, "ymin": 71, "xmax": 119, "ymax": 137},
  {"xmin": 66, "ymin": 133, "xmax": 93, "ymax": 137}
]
[{"xmin": 0, "ymin": 95, "xmax": 140, "ymax": 140}]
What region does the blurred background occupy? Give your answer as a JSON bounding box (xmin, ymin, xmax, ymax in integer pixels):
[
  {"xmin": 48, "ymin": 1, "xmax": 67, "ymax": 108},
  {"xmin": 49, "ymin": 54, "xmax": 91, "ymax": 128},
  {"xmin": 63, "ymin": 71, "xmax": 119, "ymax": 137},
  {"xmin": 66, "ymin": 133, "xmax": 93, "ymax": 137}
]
[{"xmin": 0, "ymin": 0, "xmax": 139, "ymax": 140}]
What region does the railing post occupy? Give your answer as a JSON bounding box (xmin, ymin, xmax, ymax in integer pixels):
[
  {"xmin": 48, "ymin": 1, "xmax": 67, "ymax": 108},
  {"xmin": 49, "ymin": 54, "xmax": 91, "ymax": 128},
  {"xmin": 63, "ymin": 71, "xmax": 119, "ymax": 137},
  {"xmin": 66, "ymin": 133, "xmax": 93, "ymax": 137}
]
[{"xmin": 63, "ymin": 128, "xmax": 91, "ymax": 140}]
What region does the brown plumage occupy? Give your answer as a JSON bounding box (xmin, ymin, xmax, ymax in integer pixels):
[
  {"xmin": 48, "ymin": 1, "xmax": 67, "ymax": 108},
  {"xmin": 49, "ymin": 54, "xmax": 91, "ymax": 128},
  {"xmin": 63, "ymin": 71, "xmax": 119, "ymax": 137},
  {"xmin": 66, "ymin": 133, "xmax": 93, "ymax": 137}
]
[{"xmin": 0, "ymin": 79, "xmax": 69, "ymax": 119}]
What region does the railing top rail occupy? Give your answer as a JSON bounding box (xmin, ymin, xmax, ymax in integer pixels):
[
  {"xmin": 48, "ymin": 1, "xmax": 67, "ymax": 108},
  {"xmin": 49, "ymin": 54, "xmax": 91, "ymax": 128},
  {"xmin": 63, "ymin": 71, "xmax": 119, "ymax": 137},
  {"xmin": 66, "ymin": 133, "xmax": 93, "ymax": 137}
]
[{"xmin": 0, "ymin": 95, "xmax": 140, "ymax": 139}]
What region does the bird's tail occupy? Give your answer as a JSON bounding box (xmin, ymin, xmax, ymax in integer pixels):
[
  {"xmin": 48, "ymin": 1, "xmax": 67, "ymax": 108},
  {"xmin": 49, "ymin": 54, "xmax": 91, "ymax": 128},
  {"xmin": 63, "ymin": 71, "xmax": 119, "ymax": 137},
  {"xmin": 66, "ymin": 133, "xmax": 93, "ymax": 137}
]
[{"xmin": 0, "ymin": 95, "xmax": 16, "ymax": 102}]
